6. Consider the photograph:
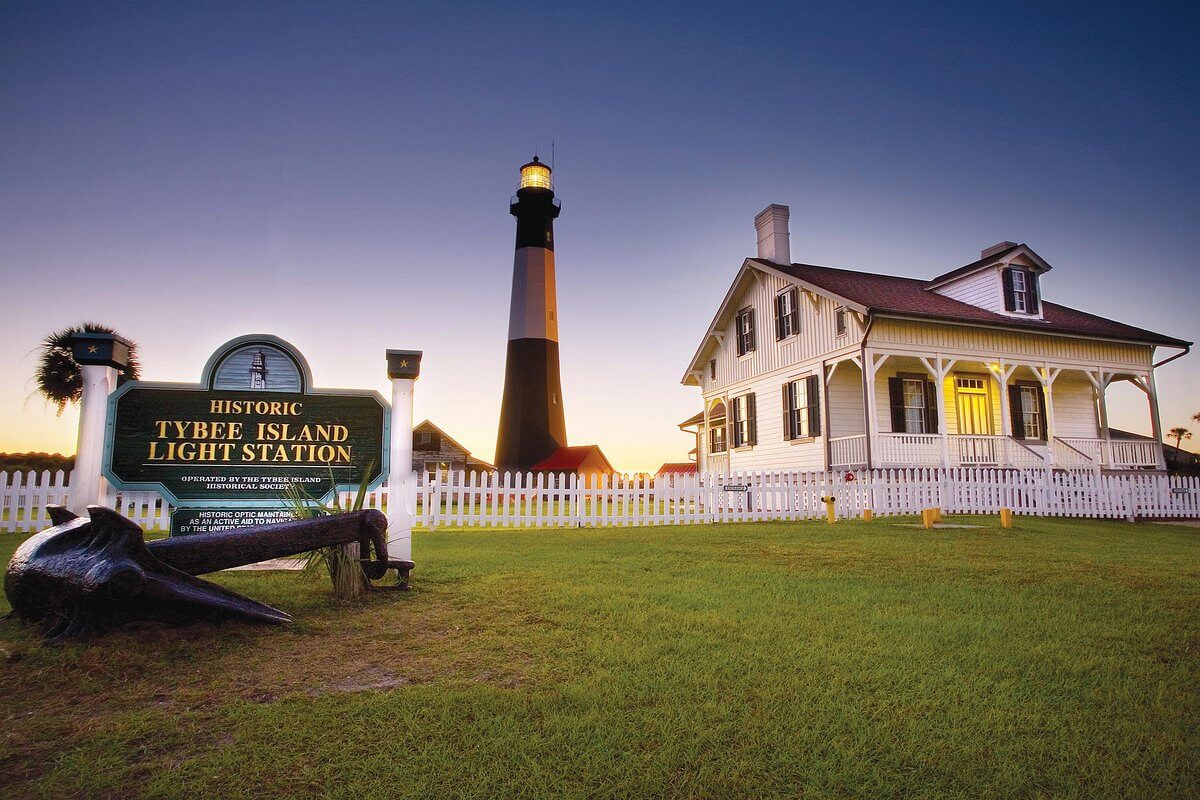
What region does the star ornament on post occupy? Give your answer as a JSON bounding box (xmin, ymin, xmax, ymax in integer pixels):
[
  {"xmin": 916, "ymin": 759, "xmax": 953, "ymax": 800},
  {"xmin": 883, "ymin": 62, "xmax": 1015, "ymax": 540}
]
[{"xmin": 386, "ymin": 350, "xmax": 422, "ymax": 381}]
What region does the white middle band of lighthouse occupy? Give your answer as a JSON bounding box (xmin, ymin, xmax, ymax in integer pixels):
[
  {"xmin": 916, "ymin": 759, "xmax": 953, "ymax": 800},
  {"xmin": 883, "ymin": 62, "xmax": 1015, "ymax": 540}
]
[{"xmin": 507, "ymin": 246, "xmax": 559, "ymax": 342}]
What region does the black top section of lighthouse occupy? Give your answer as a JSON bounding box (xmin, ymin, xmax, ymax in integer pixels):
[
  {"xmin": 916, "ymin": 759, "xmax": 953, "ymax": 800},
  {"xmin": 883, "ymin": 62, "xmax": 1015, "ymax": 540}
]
[
  {"xmin": 495, "ymin": 157, "xmax": 568, "ymax": 471},
  {"xmin": 510, "ymin": 156, "xmax": 561, "ymax": 250}
]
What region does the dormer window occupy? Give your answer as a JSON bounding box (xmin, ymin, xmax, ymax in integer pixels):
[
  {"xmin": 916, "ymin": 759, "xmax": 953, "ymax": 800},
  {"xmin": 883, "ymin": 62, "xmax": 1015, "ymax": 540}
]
[{"xmin": 1003, "ymin": 268, "xmax": 1040, "ymax": 315}]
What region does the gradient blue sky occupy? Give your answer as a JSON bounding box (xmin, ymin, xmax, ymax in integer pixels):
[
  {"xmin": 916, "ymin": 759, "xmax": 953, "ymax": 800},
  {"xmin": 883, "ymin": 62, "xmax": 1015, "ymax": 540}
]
[{"xmin": 2, "ymin": 1, "xmax": 1197, "ymax": 470}]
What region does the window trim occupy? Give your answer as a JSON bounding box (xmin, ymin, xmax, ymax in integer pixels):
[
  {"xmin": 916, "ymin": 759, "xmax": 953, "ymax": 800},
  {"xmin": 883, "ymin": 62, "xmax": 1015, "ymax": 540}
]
[
  {"xmin": 731, "ymin": 392, "xmax": 757, "ymax": 449},
  {"xmin": 835, "ymin": 306, "xmax": 848, "ymax": 337},
  {"xmin": 783, "ymin": 373, "xmax": 821, "ymax": 442},
  {"xmin": 735, "ymin": 307, "xmax": 756, "ymax": 357},
  {"xmin": 775, "ymin": 287, "xmax": 799, "ymax": 341},
  {"xmin": 1013, "ymin": 381, "xmax": 1046, "ymax": 441}
]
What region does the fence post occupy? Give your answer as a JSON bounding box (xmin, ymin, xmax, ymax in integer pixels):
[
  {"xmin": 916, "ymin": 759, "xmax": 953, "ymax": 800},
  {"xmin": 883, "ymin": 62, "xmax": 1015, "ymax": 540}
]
[{"xmin": 385, "ymin": 350, "xmax": 422, "ymax": 564}]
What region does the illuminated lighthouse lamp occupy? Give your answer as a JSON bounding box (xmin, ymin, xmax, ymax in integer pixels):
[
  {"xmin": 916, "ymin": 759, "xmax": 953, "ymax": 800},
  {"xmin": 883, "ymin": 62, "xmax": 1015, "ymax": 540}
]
[{"xmin": 518, "ymin": 156, "xmax": 553, "ymax": 191}]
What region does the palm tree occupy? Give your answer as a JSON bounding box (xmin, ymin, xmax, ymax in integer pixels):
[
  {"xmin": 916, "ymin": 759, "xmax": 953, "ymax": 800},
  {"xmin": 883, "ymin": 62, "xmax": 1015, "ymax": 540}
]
[{"xmin": 34, "ymin": 323, "xmax": 140, "ymax": 415}]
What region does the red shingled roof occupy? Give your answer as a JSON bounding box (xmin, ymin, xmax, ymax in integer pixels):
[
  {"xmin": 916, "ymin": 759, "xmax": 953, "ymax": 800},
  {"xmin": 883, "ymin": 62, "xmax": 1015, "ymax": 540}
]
[
  {"xmin": 656, "ymin": 462, "xmax": 697, "ymax": 476},
  {"xmin": 753, "ymin": 259, "xmax": 1189, "ymax": 348},
  {"xmin": 532, "ymin": 445, "xmax": 614, "ymax": 473}
]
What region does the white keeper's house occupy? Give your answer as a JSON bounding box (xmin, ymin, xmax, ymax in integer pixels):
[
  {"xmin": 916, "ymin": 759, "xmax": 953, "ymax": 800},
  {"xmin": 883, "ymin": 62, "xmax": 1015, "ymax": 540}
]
[{"xmin": 680, "ymin": 205, "xmax": 1191, "ymax": 473}]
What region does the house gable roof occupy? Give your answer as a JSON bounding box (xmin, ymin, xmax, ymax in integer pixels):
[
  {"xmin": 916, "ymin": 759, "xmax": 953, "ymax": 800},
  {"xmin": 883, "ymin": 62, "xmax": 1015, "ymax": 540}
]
[
  {"xmin": 765, "ymin": 261, "xmax": 1189, "ymax": 348},
  {"xmin": 682, "ymin": 252, "xmax": 1190, "ymax": 385}
]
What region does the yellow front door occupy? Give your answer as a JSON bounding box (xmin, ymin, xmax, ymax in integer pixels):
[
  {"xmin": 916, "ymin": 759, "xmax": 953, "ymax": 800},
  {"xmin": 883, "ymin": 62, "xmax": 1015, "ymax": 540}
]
[{"xmin": 955, "ymin": 377, "xmax": 993, "ymax": 435}]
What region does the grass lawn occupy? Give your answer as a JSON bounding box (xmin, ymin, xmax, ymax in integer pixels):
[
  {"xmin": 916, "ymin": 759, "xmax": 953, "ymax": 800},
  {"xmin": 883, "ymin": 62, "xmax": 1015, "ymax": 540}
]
[{"xmin": 1, "ymin": 516, "xmax": 1198, "ymax": 799}]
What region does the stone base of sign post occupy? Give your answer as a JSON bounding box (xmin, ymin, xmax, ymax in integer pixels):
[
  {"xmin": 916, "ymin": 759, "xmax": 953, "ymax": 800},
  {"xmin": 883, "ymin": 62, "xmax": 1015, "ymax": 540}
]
[
  {"xmin": 69, "ymin": 332, "xmax": 132, "ymax": 515},
  {"xmin": 386, "ymin": 350, "xmax": 422, "ymax": 568}
]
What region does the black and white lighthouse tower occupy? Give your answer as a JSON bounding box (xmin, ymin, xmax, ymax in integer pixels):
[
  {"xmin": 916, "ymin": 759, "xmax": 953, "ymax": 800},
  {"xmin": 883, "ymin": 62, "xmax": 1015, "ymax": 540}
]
[{"xmin": 495, "ymin": 156, "xmax": 568, "ymax": 471}]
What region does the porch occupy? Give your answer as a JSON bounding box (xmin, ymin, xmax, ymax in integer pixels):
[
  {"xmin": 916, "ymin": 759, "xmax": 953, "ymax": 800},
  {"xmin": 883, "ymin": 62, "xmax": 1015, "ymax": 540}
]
[{"xmin": 826, "ymin": 351, "xmax": 1166, "ymax": 471}]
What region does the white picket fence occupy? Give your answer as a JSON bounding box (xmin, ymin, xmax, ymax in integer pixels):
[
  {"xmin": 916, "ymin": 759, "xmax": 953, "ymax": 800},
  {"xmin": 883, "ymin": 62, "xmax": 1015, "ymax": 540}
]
[{"xmin": 4, "ymin": 468, "xmax": 1198, "ymax": 534}]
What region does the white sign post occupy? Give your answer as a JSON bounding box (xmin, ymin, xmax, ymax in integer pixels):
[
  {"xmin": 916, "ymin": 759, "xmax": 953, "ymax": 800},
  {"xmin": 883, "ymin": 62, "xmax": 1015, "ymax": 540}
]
[
  {"xmin": 69, "ymin": 333, "xmax": 132, "ymax": 515},
  {"xmin": 385, "ymin": 350, "xmax": 422, "ymax": 566}
]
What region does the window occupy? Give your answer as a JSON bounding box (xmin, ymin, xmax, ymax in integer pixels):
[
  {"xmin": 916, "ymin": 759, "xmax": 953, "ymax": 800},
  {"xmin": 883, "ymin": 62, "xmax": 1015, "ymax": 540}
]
[
  {"xmin": 1003, "ymin": 268, "xmax": 1040, "ymax": 314},
  {"xmin": 775, "ymin": 288, "xmax": 799, "ymax": 340},
  {"xmin": 903, "ymin": 379, "xmax": 927, "ymax": 433},
  {"xmin": 1009, "ymin": 384, "xmax": 1046, "ymax": 441},
  {"xmin": 731, "ymin": 393, "xmax": 757, "ymax": 447},
  {"xmin": 736, "ymin": 307, "xmax": 756, "ymax": 356},
  {"xmin": 1012, "ymin": 270, "xmax": 1027, "ymax": 312},
  {"xmin": 709, "ymin": 424, "xmax": 727, "ymax": 453},
  {"xmin": 783, "ymin": 375, "xmax": 821, "ymax": 440},
  {"xmin": 424, "ymin": 460, "xmax": 451, "ymax": 480},
  {"xmin": 835, "ymin": 307, "xmax": 847, "ymax": 337},
  {"xmin": 888, "ymin": 375, "xmax": 938, "ymax": 434},
  {"xmin": 709, "ymin": 359, "xmax": 717, "ymax": 381}
]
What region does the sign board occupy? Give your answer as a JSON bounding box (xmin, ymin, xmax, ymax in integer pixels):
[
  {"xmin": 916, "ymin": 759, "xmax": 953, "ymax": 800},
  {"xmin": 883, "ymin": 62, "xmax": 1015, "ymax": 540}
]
[
  {"xmin": 171, "ymin": 507, "xmax": 301, "ymax": 536},
  {"xmin": 103, "ymin": 334, "xmax": 389, "ymax": 524},
  {"xmin": 1171, "ymin": 487, "xmax": 1191, "ymax": 496},
  {"xmin": 722, "ymin": 484, "xmax": 749, "ymax": 492}
]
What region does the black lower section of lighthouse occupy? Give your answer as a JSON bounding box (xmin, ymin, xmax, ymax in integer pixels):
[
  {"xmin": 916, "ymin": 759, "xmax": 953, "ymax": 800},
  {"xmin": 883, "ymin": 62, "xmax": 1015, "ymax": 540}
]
[
  {"xmin": 495, "ymin": 156, "xmax": 567, "ymax": 472},
  {"xmin": 496, "ymin": 338, "xmax": 566, "ymax": 470}
]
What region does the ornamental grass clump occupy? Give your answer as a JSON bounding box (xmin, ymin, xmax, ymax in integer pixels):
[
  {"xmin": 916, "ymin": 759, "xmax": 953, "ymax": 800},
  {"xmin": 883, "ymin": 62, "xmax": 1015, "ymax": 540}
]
[{"xmin": 282, "ymin": 461, "xmax": 376, "ymax": 601}]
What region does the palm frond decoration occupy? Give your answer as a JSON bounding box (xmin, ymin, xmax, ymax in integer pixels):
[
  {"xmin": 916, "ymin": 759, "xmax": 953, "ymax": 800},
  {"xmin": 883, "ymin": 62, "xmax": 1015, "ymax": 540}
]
[{"xmin": 35, "ymin": 322, "xmax": 141, "ymax": 415}]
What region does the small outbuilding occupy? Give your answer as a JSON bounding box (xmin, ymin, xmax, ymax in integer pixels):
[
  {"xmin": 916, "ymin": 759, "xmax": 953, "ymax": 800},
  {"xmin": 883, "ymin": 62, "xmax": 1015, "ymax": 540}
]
[
  {"xmin": 412, "ymin": 420, "xmax": 494, "ymax": 478},
  {"xmin": 532, "ymin": 445, "xmax": 615, "ymax": 481}
]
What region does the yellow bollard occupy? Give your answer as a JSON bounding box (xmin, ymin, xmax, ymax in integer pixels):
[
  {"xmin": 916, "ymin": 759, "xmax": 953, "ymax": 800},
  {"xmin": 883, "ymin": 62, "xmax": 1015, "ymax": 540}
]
[
  {"xmin": 1000, "ymin": 508, "xmax": 1013, "ymax": 528},
  {"xmin": 932, "ymin": 507, "xmax": 942, "ymax": 523},
  {"xmin": 823, "ymin": 496, "xmax": 836, "ymax": 523},
  {"xmin": 922, "ymin": 508, "xmax": 935, "ymax": 529},
  {"xmin": 862, "ymin": 508, "xmax": 874, "ymax": 522}
]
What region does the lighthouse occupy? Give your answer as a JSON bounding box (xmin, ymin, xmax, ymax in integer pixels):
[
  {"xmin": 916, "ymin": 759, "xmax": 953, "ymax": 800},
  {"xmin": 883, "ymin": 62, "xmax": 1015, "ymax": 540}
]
[{"xmin": 495, "ymin": 156, "xmax": 568, "ymax": 471}]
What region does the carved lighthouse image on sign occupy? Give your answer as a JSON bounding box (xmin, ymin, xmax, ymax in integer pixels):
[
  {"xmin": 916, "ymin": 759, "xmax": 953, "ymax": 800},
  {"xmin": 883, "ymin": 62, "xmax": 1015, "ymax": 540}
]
[{"xmin": 495, "ymin": 157, "xmax": 569, "ymax": 471}]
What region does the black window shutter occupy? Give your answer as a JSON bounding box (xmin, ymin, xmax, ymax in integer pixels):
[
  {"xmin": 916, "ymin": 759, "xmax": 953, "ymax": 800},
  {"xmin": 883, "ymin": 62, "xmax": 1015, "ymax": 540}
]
[
  {"xmin": 923, "ymin": 380, "xmax": 939, "ymax": 434},
  {"xmin": 774, "ymin": 295, "xmax": 785, "ymax": 340},
  {"xmin": 1035, "ymin": 385, "xmax": 1048, "ymax": 441},
  {"xmin": 782, "ymin": 383, "xmax": 793, "ymax": 440},
  {"xmin": 747, "ymin": 310, "xmax": 756, "ymax": 351},
  {"xmin": 789, "ymin": 290, "xmax": 800, "ymax": 335},
  {"xmin": 1008, "ymin": 385, "xmax": 1025, "ymax": 439},
  {"xmin": 1002, "ymin": 268, "xmax": 1016, "ymax": 311},
  {"xmin": 1026, "ymin": 270, "xmax": 1040, "ymax": 313},
  {"xmin": 888, "ymin": 377, "xmax": 906, "ymax": 433},
  {"xmin": 807, "ymin": 375, "xmax": 821, "ymax": 436},
  {"xmin": 747, "ymin": 393, "xmax": 757, "ymax": 445}
]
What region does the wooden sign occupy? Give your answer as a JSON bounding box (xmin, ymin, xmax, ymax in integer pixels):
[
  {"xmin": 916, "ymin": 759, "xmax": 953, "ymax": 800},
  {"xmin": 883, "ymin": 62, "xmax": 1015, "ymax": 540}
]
[{"xmin": 103, "ymin": 334, "xmax": 388, "ymax": 511}]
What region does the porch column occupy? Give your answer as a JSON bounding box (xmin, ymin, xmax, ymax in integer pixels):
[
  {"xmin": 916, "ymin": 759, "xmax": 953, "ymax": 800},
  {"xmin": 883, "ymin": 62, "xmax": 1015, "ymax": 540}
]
[
  {"xmin": 701, "ymin": 403, "xmax": 710, "ymax": 473},
  {"xmin": 993, "ymin": 363, "xmax": 1022, "ymax": 466},
  {"xmin": 1037, "ymin": 365, "xmax": 1062, "ymax": 465},
  {"xmin": 1086, "ymin": 370, "xmax": 1114, "ymax": 467},
  {"xmin": 1145, "ymin": 371, "xmax": 1168, "ymax": 470},
  {"xmin": 863, "ymin": 350, "xmax": 883, "ymax": 467},
  {"xmin": 920, "ymin": 356, "xmax": 955, "ymax": 467}
]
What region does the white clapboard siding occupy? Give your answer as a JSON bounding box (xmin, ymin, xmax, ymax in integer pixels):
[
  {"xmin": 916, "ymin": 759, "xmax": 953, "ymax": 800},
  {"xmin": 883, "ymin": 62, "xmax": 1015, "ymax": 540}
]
[{"xmin": 4, "ymin": 469, "xmax": 1199, "ymax": 534}]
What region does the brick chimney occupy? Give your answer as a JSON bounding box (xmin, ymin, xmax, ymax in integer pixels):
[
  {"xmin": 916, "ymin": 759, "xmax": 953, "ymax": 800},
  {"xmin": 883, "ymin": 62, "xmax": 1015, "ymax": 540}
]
[
  {"xmin": 981, "ymin": 241, "xmax": 1017, "ymax": 259},
  {"xmin": 754, "ymin": 204, "xmax": 790, "ymax": 264}
]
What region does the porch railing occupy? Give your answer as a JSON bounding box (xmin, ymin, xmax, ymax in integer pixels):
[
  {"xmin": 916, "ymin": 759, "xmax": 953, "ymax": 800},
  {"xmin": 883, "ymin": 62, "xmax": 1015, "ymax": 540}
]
[
  {"xmin": 1059, "ymin": 437, "xmax": 1162, "ymax": 470},
  {"xmin": 1052, "ymin": 438, "xmax": 1096, "ymax": 469},
  {"xmin": 874, "ymin": 433, "xmax": 1050, "ymax": 468},
  {"xmin": 875, "ymin": 433, "xmax": 941, "ymax": 466},
  {"xmin": 829, "ymin": 435, "xmax": 868, "ymax": 468}
]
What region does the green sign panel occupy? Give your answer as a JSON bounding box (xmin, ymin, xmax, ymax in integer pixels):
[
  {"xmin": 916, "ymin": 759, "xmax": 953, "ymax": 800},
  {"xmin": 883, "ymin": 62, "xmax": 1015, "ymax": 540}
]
[{"xmin": 103, "ymin": 334, "xmax": 389, "ymax": 510}]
